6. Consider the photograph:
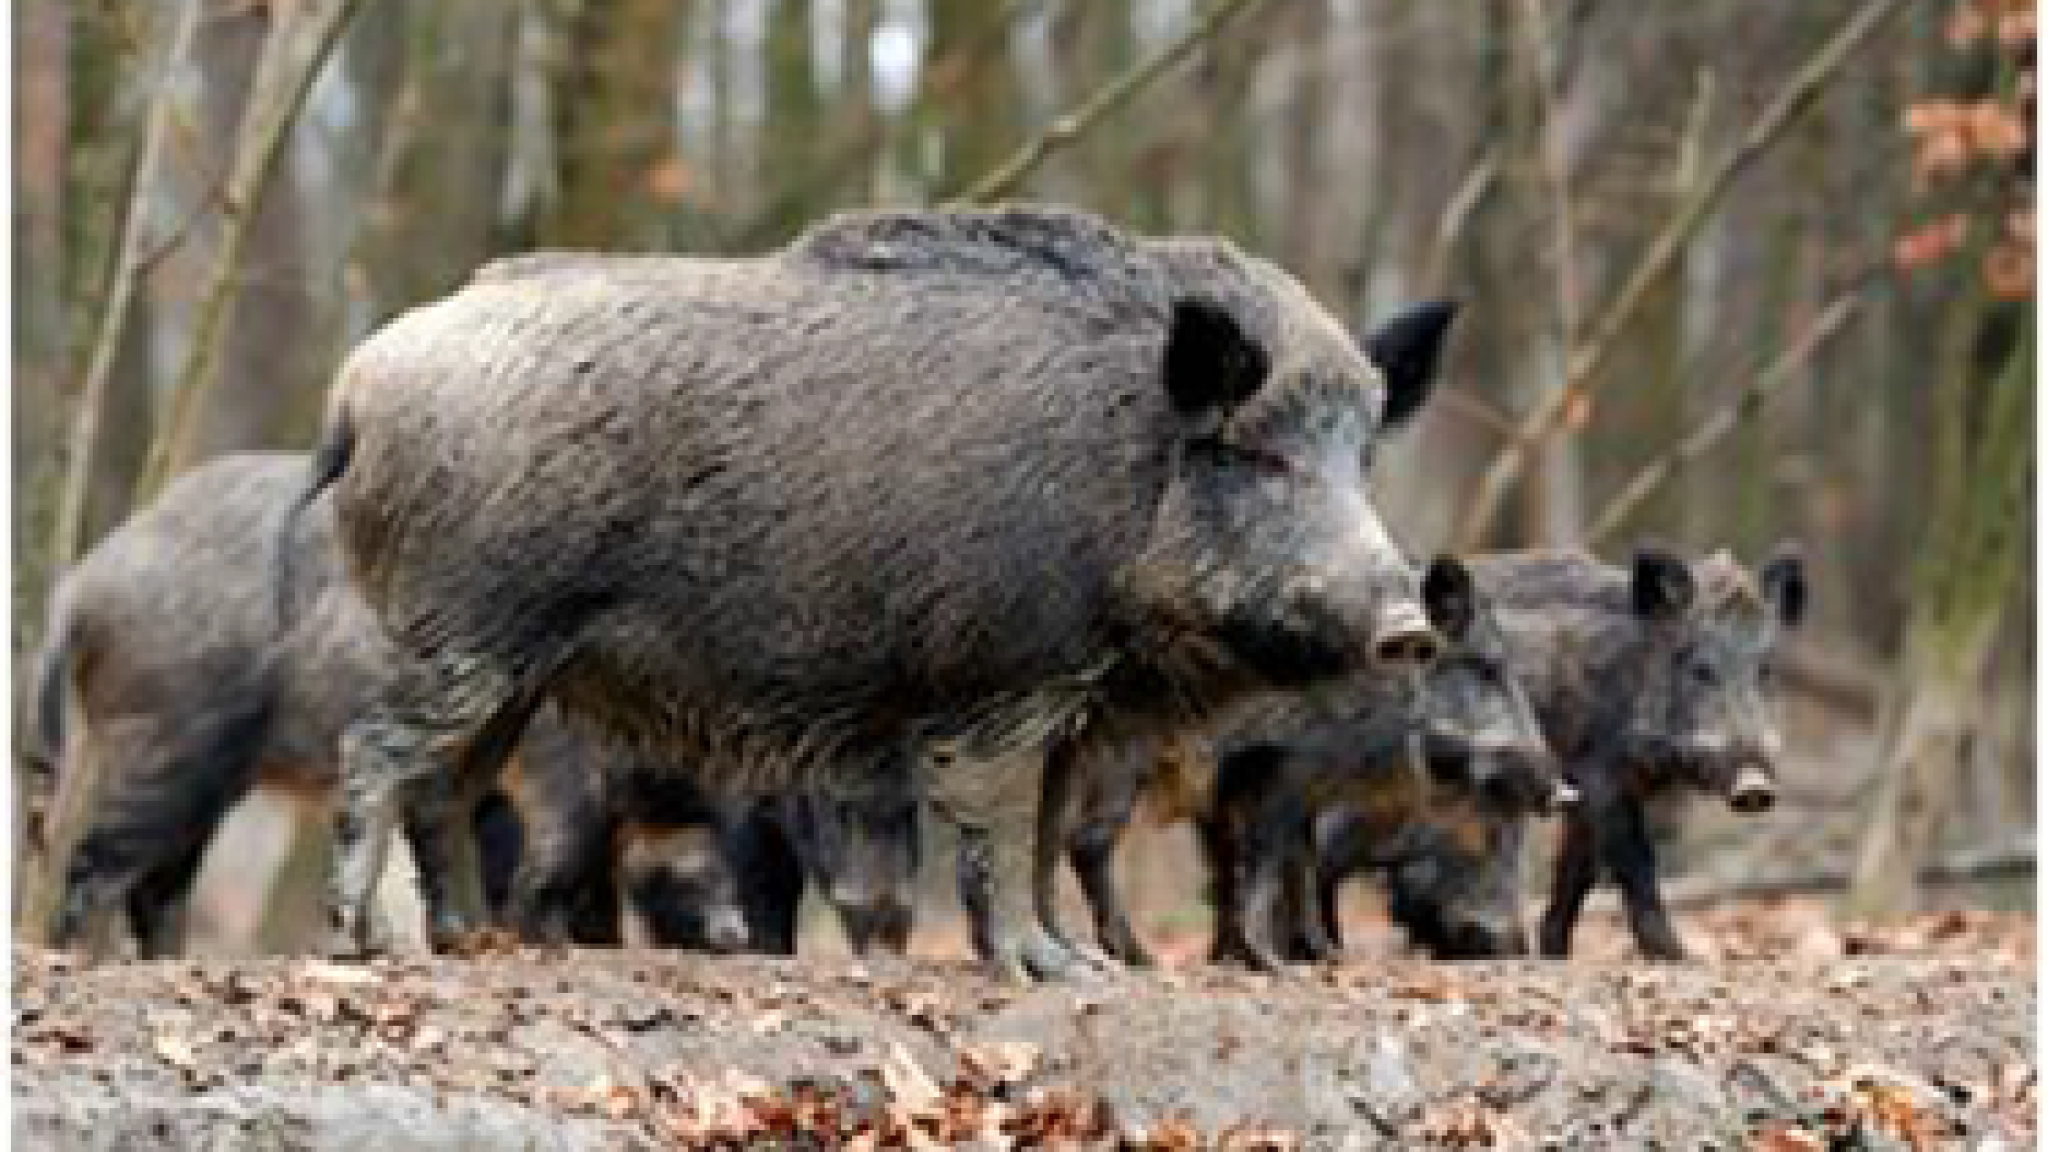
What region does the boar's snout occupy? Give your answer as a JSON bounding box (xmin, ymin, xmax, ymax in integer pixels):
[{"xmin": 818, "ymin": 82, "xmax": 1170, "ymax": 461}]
[
  {"xmin": 703, "ymin": 907, "xmax": 750, "ymax": 953},
  {"xmin": 1370, "ymin": 600, "xmax": 1441, "ymax": 667},
  {"xmin": 1436, "ymin": 913, "xmax": 1529, "ymax": 960},
  {"xmin": 1728, "ymin": 766, "xmax": 1777, "ymax": 814}
]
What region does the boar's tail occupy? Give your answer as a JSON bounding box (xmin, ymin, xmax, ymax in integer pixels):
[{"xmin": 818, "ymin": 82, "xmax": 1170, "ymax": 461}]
[{"xmin": 274, "ymin": 404, "xmax": 356, "ymax": 631}]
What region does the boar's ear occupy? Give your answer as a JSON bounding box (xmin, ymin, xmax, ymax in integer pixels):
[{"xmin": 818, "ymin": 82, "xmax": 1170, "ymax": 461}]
[
  {"xmin": 1164, "ymin": 299, "xmax": 1269, "ymax": 418},
  {"xmin": 1362, "ymin": 300, "xmax": 1458, "ymax": 430},
  {"xmin": 1422, "ymin": 555, "xmax": 1478, "ymax": 642},
  {"xmin": 1759, "ymin": 542, "xmax": 1808, "ymax": 629},
  {"xmin": 1630, "ymin": 546, "xmax": 1695, "ymax": 623}
]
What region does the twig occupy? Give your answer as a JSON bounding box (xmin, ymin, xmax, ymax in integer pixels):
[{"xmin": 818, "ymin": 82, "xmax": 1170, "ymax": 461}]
[
  {"xmin": 1520, "ymin": 0, "xmax": 1582, "ymax": 358},
  {"xmin": 49, "ymin": 0, "xmax": 207, "ymax": 572},
  {"xmin": 950, "ymin": 0, "xmax": 1273, "ymax": 205},
  {"xmin": 1422, "ymin": 146, "xmax": 1499, "ymax": 293},
  {"xmin": 1585, "ymin": 288, "xmax": 1865, "ymax": 544},
  {"xmin": 1452, "ymin": 0, "xmax": 1908, "ymax": 548},
  {"xmin": 135, "ymin": 0, "xmax": 368, "ymax": 502}
]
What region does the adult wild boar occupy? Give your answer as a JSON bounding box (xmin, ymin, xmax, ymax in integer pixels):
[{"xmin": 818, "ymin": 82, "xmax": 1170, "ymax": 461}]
[
  {"xmin": 1467, "ymin": 546, "xmax": 1805, "ymax": 960},
  {"xmin": 303, "ymin": 204, "xmax": 1452, "ymax": 981}
]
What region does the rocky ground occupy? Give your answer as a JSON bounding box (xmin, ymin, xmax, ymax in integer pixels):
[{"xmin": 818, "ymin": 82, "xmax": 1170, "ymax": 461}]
[{"xmin": 10, "ymin": 902, "xmax": 2036, "ymax": 1149}]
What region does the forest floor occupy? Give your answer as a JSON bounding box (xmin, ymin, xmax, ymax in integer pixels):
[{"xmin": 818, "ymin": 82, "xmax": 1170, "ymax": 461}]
[{"xmin": 11, "ymin": 901, "xmax": 2035, "ymax": 1150}]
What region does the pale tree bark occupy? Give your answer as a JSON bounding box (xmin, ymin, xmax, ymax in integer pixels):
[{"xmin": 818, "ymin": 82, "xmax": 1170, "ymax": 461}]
[{"xmin": 49, "ymin": 0, "xmax": 197, "ymax": 575}]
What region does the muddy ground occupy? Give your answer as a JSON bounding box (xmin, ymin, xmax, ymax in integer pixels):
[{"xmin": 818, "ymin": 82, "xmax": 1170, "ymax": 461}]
[{"xmin": 11, "ymin": 903, "xmax": 2035, "ymax": 1149}]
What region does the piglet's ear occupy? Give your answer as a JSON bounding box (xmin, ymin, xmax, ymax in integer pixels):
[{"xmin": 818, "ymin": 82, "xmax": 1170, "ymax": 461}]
[
  {"xmin": 1759, "ymin": 542, "xmax": 1808, "ymax": 629},
  {"xmin": 1163, "ymin": 299, "xmax": 1269, "ymax": 418},
  {"xmin": 1422, "ymin": 555, "xmax": 1478, "ymax": 642},
  {"xmin": 1362, "ymin": 300, "xmax": 1457, "ymax": 430},
  {"xmin": 1630, "ymin": 545, "xmax": 1695, "ymax": 623}
]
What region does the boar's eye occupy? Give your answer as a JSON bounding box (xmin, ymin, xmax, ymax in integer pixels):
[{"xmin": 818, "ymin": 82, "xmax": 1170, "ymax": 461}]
[{"xmin": 1684, "ymin": 657, "xmax": 1721, "ymax": 688}]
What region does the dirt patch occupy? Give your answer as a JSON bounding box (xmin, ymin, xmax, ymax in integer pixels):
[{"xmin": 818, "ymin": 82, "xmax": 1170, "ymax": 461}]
[{"xmin": 11, "ymin": 905, "xmax": 2034, "ymax": 1149}]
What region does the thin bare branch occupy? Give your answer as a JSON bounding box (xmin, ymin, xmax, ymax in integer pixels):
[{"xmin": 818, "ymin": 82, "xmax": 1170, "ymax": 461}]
[
  {"xmin": 50, "ymin": 0, "xmax": 208, "ymax": 572},
  {"xmin": 136, "ymin": 0, "xmax": 369, "ymax": 502},
  {"xmin": 1453, "ymin": 0, "xmax": 1907, "ymax": 549},
  {"xmin": 950, "ymin": 0, "xmax": 1273, "ymax": 205},
  {"xmin": 1586, "ymin": 288, "xmax": 1865, "ymax": 544},
  {"xmin": 1422, "ymin": 146, "xmax": 1499, "ymax": 292}
]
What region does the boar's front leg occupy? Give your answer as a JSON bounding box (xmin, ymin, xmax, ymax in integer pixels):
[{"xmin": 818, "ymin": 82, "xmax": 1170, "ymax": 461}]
[
  {"xmin": 1601, "ymin": 796, "xmax": 1687, "ymax": 962},
  {"xmin": 1538, "ymin": 812, "xmax": 1599, "ymax": 957},
  {"xmin": 1072, "ymin": 824, "xmax": 1151, "ymax": 967},
  {"xmin": 930, "ymin": 742, "xmax": 1108, "ymax": 985}
]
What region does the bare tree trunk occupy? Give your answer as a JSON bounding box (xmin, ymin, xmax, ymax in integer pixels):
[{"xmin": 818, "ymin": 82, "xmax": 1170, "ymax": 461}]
[
  {"xmin": 1847, "ymin": 308, "xmax": 2031, "ymax": 915},
  {"xmin": 926, "ymin": 0, "xmax": 1026, "ymax": 201},
  {"xmin": 536, "ymin": 0, "xmax": 686, "ymax": 250},
  {"xmin": 350, "ymin": 1, "xmax": 519, "ymax": 319}
]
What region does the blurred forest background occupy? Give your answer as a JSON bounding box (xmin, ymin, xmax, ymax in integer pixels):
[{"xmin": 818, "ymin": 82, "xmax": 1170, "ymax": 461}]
[{"xmin": 10, "ymin": 0, "xmax": 2035, "ymax": 943}]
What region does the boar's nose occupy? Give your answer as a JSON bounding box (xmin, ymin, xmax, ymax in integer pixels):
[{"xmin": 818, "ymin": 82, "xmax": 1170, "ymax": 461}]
[
  {"xmin": 705, "ymin": 910, "xmax": 749, "ymax": 953},
  {"xmin": 1728, "ymin": 767, "xmax": 1777, "ymax": 814},
  {"xmin": 1371, "ymin": 601, "xmax": 1442, "ymax": 667},
  {"xmin": 1441, "ymin": 915, "xmax": 1528, "ymax": 960}
]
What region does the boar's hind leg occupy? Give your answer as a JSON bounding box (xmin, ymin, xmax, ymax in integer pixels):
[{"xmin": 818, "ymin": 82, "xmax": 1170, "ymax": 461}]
[
  {"xmin": 397, "ymin": 713, "xmax": 539, "ymax": 951},
  {"xmin": 933, "ymin": 743, "xmax": 1109, "ymax": 985},
  {"xmin": 328, "ymin": 653, "xmax": 538, "ymax": 956}
]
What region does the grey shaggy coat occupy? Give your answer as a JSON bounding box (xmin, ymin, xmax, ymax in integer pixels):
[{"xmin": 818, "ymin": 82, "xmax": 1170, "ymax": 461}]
[{"xmin": 323, "ymin": 206, "xmax": 1418, "ymax": 794}]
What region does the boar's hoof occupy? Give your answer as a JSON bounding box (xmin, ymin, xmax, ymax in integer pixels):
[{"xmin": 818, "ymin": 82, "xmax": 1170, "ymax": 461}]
[{"xmin": 987, "ymin": 924, "xmax": 1117, "ymax": 986}]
